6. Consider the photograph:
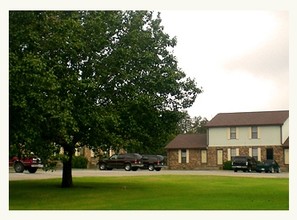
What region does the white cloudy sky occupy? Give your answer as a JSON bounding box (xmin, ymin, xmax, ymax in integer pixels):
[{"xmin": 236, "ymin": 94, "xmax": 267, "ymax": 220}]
[
  {"xmin": 160, "ymin": 10, "xmax": 289, "ymax": 119},
  {"xmin": 1, "ymin": 3, "xmax": 291, "ymax": 122}
]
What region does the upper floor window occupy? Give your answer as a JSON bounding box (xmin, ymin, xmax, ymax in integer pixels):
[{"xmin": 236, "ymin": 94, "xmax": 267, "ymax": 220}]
[
  {"xmin": 251, "ymin": 126, "xmax": 258, "ymax": 139},
  {"xmin": 230, "ymin": 127, "xmax": 237, "ymax": 139}
]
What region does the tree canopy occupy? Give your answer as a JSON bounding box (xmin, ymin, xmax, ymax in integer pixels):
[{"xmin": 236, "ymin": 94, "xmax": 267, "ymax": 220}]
[
  {"xmin": 9, "ymin": 11, "xmax": 202, "ymax": 187},
  {"xmin": 177, "ymin": 112, "xmax": 208, "ymax": 134}
]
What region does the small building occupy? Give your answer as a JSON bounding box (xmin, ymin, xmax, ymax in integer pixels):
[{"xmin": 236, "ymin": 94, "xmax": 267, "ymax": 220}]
[
  {"xmin": 165, "ymin": 110, "xmax": 289, "ymax": 171},
  {"xmin": 165, "ymin": 134, "xmax": 208, "ymax": 170}
]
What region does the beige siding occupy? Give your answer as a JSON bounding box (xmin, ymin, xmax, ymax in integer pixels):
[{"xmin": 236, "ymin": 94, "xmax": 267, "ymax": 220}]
[
  {"xmin": 208, "ymin": 126, "xmax": 282, "ymax": 147},
  {"xmin": 282, "ymin": 118, "xmax": 289, "ymax": 143},
  {"xmin": 248, "ymin": 127, "xmax": 252, "ymax": 139}
]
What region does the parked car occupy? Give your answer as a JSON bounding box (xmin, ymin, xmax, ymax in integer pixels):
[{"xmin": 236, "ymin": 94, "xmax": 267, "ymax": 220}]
[
  {"xmin": 231, "ymin": 156, "xmax": 257, "ymax": 172},
  {"xmin": 9, "ymin": 155, "xmax": 43, "ymax": 173},
  {"xmin": 98, "ymin": 153, "xmax": 144, "ymax": 171},
  {"xmin": 256, "ymin": 160, "xmax": 280, "ymax": 173},
  {"xmin": 141, "ymin": 155, "xmax": 166, "ymax": 171}
]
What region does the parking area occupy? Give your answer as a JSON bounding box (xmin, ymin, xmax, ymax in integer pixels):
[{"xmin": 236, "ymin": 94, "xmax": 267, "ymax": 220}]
[{"xmin": 9, "ymin": 168, "xmax": 289, "ymax": 181}]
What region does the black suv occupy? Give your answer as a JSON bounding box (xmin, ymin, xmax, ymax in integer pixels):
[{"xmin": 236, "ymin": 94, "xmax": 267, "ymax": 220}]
[
  {"xmin": 141, "ymin": 155, "xmax": 166, "ymax": 171},
  {"xmin": 98, "ymin": 153, "xmax": 144, "ymax": 171},
  {"xmin": 231, "ymin": 156, "xmax": 257, "ymax": 172}
]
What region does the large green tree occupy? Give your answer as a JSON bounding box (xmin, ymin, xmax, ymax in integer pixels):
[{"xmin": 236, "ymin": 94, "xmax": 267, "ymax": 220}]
[{"xmin": 9, "ymin": 11, "xmax": 202, "ymax": 187}]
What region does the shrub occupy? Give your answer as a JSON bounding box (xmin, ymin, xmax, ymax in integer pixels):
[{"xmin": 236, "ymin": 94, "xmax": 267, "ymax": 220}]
[
  {"xmin": 72, "ymin": 156, "xmax": 88, "ymax": 168},
  {"xmin": 223, "ymin": 160, "xmax": 232, "ymax": 170}
]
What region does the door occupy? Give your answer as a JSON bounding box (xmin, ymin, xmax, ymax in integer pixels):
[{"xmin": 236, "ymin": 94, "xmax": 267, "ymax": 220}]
[{"xmin": 266, "ymin": 148, "xmax": 273, "ymax": 160}]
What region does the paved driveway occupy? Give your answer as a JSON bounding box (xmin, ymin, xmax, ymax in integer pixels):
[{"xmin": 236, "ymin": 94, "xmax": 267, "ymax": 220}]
[{"xmin": 9, "ymin": 168, "xmax": 289, "ymax": 181}]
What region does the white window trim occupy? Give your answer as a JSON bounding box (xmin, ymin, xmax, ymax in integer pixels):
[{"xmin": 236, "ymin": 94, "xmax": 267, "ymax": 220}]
[
  {"xmin": 236, "ymin": 127, "xmax": 239, "ymax": 140},
  {"xmin": 249, "ymin": 126, "xmax": 261, "ymax": 139},
  {"xmin": 249, "ymin": 148, "xmax": 252, "ymax": 157},
  {"xmin": 258, "ymin": 147, "xmax": 261, "ymax": 161},
  {"xmin": 284, "ymin": 148, "xmax": 289, "ymax": 164},
  {"xmin": 178, "ymin": 149, "xmax": 189, "ymax": 164}
]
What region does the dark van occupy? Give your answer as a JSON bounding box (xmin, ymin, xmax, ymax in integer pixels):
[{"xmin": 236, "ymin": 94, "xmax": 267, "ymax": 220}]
[
  {"xmin": 98, "ymin": 153, "xmax": 144, "ymax": 171},
  {"xmin": 141, "ymin": 155, "xmax": 166, "ymax": 171}
]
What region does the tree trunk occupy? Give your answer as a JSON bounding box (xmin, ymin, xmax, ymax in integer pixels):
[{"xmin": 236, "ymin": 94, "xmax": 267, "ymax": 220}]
[{"xmin": 61, "ymin": 152, "xmax": 73, "ymax": 188}]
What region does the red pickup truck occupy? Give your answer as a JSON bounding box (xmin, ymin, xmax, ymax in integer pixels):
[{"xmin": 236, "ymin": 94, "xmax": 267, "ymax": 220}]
[{"xmin": 9, "ymin": 155, "xmax": 43, "ymax": 173}]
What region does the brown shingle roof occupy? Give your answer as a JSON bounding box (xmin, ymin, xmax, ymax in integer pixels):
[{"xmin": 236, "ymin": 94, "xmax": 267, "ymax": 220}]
[
  {"xmin": 165, "ymin": 134, "xmax": 207, "ymax": 149},
  {"xmin": 206, "ymin": 110, "xmax": 289, "ymax": 127}
]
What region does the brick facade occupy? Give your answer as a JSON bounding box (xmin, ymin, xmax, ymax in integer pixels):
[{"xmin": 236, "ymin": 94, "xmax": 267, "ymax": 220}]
[{"xmin": 167, "ymin": 146, "xmax": 289, "ymax": 171}]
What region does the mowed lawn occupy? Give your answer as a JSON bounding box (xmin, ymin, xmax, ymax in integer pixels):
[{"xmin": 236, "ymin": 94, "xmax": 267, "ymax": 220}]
[{"xmin": 9, "ymin": 175, "xmax": 288, "ymax": 210}]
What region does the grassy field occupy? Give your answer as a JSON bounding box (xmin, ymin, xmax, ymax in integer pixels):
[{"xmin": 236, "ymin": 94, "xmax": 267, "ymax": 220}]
[{"xmin": 9, "ymin": 175, "xmax": 289, "ymax": 210}]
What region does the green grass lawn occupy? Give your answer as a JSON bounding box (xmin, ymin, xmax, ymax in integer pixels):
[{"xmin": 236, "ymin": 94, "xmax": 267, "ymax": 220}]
[{"xmin": 9, "ymin": 175, "xmax": 288, "ymax": 210}]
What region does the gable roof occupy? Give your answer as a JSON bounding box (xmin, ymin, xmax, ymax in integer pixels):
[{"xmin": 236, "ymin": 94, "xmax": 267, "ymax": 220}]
[
  {"xmin": 165, "ymin": 134, "xmax": 207, "ymax": 149},
  {"xmin": 206, "ymin": 110, "xmax": 289, "ymax": 127}
]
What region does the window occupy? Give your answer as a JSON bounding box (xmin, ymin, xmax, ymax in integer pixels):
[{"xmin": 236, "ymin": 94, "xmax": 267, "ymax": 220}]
[
  {"xmin": 230, "ymin": 127, "xmax": 236, "ymax": 139},
  {"xmin": 178, "ymin": 149, "xmax": 189, "ymax": 164},
  {"xmin": 181, "ymin": 149, "xmax": 187, "ymax": 163},
  {"xmin": 110, "ymin": 155, "xmax": 118, "ymax": 160},
  {"xmin": 201, "ymin": 150, "xmax": 207, "ymax": 163},
  {"xmin": 228, "ymin": 148, "xmax": 238, "ymax": 161},
  {"xmin": 251, "ymin": 126, "xmax": 258, "ymax": 139},
  {"xmin": 252, "ymin": 147, "xmax": 258, "ymax": 161},
  {"xmin": 231, "ymin": 148, "xmax": 237, "ymax": 160}
]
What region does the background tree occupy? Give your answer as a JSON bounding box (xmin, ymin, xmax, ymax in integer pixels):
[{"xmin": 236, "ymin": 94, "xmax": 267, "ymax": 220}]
[
  {"xmin": 9, "ymin": 11, "xmax": 202, "ymax": 187},
  {"xmin": 177, "ymin": 112, "xmax": 208, "ymax": 134},
  {"xmin": 191, "ymin": 116, "xmax": 208, "ymax": 133}
]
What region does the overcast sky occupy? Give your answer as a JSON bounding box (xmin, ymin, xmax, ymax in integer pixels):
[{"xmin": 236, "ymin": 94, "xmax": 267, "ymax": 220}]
[
  {"xmin": 1, "ymin": 7, "xmax": 290, "ymax": 122},
  {"xmin": 0, "ymin": 2, "xmax": 295, "ymax": 219},
  {"xmin": 159, "ymin": 11, "xmax": 289, "ymax": 119}
]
